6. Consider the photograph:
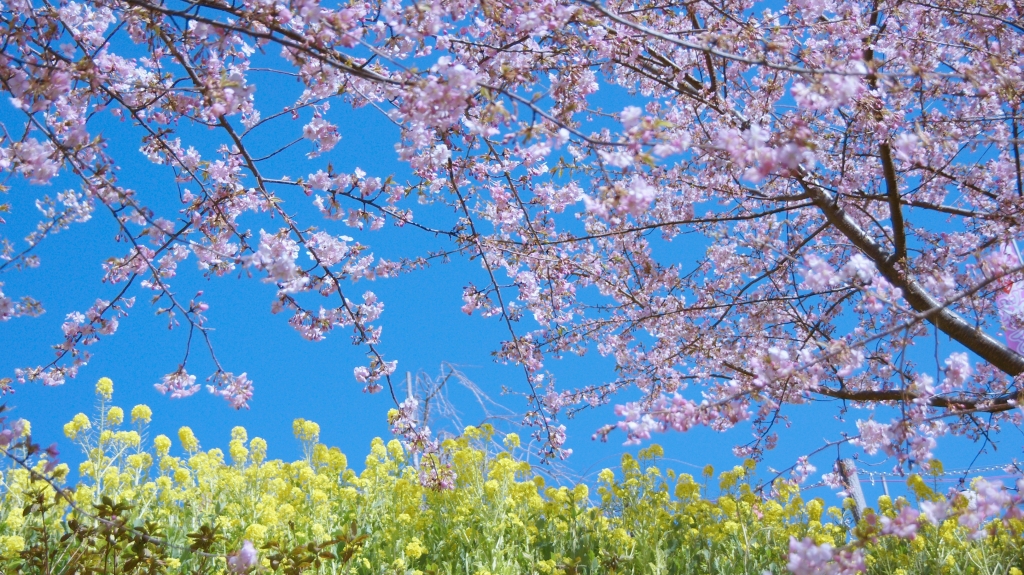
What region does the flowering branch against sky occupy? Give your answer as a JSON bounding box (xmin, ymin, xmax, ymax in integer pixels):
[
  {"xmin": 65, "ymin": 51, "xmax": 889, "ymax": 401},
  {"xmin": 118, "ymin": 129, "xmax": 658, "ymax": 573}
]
[{"xmin": 0, "ymin": 0, "xmax": 1022, "ymax": 481}]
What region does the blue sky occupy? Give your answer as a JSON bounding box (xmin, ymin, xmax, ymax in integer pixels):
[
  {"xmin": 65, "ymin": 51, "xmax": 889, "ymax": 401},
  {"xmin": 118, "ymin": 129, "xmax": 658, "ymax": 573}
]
[{"xmin": 1, "ymin": 38, "xmax": 1020, "ymax": 504}]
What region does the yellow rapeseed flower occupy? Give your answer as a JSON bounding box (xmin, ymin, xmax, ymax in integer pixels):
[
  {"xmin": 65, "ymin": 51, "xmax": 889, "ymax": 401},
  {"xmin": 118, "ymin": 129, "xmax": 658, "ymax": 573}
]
[
  {"xmin": 244, "ymin": 523, "xmax": 268, "ymax": 544},
  {"xmin": 503, "ymin": 432, "xmax": 520, "ymax": 449},
  {"xmin": 4, "ymin": 510, "xmax": 24, "ymax": 530},
  {"xmin": 250, "ymin": 437, "xmax": 267, "ymax": 465},
  {"xmin": 173, "ymin": 468, "xmax": 191, "ymax": 485},
  {"xmin": 278, "ymin": 503, "xmax": 295, "ymax": 521},
  {"xmin": 311, "ymin": 523, "xmax": 327, "ymax": 539},
  {"xmin": 178, "ymin": 426, "xmax": 199, "ymax": 452},
  {"xmin": 79, "ymin": 461, "xmax": 95, "ymax": 477},
  {"xmin": 74, "ymin": 485, "xmax": 93, "ymax": 508},
  {"xmin": 229, "ymin": 439, "xmax": 249, "ymax": 466},
  {"xmin": 130, "ymin": 404, "xmax": 152, "ymax": 424},
  {"xmin": 106, "ymin": 406, "xmax": 124, "ymax": 426},
  {"xmin": 807, "ymin": 499, "xmax": 824, "ymax": 521},
  {"xmin": 117, "ymin": 430, "xmax": 141, "ymax": 447},
  {"xmin": 63, "ymin": 413, "xmax": 91, "ymax": 440},
  {"xmin": 0, "ymin": 535, "xmax": 25, "ymax": 558},
  {"xmin": 127, "ymin": 453, "xmax": 152, "ymax": 469},
  {"xmin": 405, "ymin": 537, "xmax": 428, "ymax": 559},
  {"xmin": 153, "ymin": 434, "xmax": 172, "ymax": 457},
  {"xmin": 387, "ymin": 439, "xmax": 404, "ymax": 461},
  {"xmin": 10, "ymin": 390, "xmax": 1024, "ymax": 575},
  {"xmin": 95, "ymin": 377, "xmax": 113, "ymax": 399},
  {"xmin": 536, "ymin": 559, "xmax": 558, "ymax": 574},
  {"xmin": 292, "ymin": 418, "xmax": 320, "ymax": 441},
  {"xmin": 50, "ymin": 463, "xmax": 70, "ymax": 480}
]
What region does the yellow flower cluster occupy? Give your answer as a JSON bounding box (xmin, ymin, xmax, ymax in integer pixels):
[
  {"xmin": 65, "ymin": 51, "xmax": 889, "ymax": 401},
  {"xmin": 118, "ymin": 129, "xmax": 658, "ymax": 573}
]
[
  {"xmin": 178, "ymin": 426, "xmax": 199, "ymax": 452},
  {"xmin": 405, "ymin": 537, "xmax": 428, "ymax": 559},
  {"xmin": 292, "ymin": 418, "xmax": 320, "ymax": 441},
  {"xmin": 63, "ymin": 413, "xmax": 91, "ymax": 440},
  {"xmin": 106, "ymin": 406, "xmax": 124, "ymax": 426},
  {"xmin": 153, "ymin": 434, "xmax": 172, "ymax": 456},
  {"xmin": 131, "ymin": 404, "xmax": 153, "ymax": 424},
  {"xmin": 0, "ymin": 535, "xmax": 24, "ymax": 558},
  {"xmin": 95, "ymin": 377, "xmax": 113, "ymax": 400}
]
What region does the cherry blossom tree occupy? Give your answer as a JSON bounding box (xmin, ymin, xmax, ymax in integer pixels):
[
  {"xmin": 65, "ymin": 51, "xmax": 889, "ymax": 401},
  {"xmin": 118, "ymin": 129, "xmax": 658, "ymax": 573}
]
[{"xmin": 1, "ymin": 0, "xmax": 1022, "ymax": 465}]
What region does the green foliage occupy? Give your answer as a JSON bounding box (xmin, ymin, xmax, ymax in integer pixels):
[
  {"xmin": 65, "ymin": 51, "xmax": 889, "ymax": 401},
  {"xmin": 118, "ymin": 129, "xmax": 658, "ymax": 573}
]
[{"xmin": 0, "ymin": 386, "xmax": 1022, "ymax": 574}]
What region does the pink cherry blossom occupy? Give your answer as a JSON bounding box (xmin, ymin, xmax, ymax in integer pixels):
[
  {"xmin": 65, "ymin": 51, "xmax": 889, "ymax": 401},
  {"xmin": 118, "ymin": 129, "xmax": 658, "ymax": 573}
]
[
  {"xmin": 839, "ymin": 254, "xmax": 877, "ymax": 284},
  {"xmin": 881, "ymin": 506, "xmax": 921, "ymax": 539},
  {"xmin": 892, "ymin": 133, "xmax": 921, "ymax": 163},
  {"xmin": 227, "ymin": 540, "xmax": 258, "ymax": 574},
  {"xmin": 920, "ymin": 500, "xmax": 950, "ymax": 525},
  {"xmin": 851, "ymin": 419, "xmax": 892, "ymax": 456},
  {"xmin": 800, "ymin": 254, "xmax": 838, "ymax": 291},
  {"xmin": 942, "ymin": 352, "xmax": 973, "ymax": 391},
  {"xmin": 791, "ymin": 456, "xmax": 816, "ymax": 485},
  {"xmin": 787, "ymin": 537, "xmax": 835, "ymax": 575},
  {"xmin": 154, "ymin": 368, "xmax": 200, "ymax": 399},
  {"xmin": 619, "ymin": 106, "xmax": 643, "ymax": 130},
  {"xmin": 246, "ymin": 230, "xmax": 308, "ymax": 293},
  {"xmin": 302, "ymin": 116, "xmax": 341, "ymax": 157},
  {"xmin": 207, "ymin": 372, "xmax": 254, "ymax": 409}
]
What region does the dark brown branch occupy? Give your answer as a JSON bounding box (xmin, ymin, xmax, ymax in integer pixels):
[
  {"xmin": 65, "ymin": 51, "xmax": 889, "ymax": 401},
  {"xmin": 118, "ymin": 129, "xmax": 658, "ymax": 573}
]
[
  {"xmin": 801, "ymin": 177, "xmax": 1024, "ymax": 376},
  {"xmin": 879, "ymin": 142, "xmax": 907, "ymax": 262},
  {"xmin": 812, "ymin": 385, "xmax": 1021, "ymax": 414}
]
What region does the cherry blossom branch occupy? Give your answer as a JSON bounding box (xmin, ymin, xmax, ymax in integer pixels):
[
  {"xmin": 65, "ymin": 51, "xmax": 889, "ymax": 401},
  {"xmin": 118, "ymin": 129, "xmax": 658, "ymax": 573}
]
[
  {"xmin": 581, "ymin": 0, "xmax": 965, "ymax": 80},
  {"xmin": 800, "ymin": 175, "xmax": 1024, "ymax": 375}
]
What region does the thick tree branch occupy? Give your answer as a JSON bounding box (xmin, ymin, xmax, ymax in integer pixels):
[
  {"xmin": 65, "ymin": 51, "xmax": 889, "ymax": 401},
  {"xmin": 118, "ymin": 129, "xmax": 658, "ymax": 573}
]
[
  {"xmin": 813, "ymin": 385, "xmax": 1020, "ymax": 414},
  {"xmin": 801, "ymin": 177, "xmax": 1024, "ymax": 375},
  {"xmin": 879, "ymin": 142, "xmax": 907, "ymax": 262}
]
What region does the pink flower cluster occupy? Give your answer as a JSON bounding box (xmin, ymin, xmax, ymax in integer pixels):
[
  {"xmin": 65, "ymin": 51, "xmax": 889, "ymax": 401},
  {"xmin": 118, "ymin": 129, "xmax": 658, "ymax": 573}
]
[
  {"xmin": 800, "ymin": 253, "xmax": 880, "ymax": 290},
  {"xmin": 956, "ymin": 478, "xmax": 1023, "ymax": 538},
  {"xmin": 153, "ymin": 368, "xmax": 200, "ymax": 399},
  {"xmin": 0, "ymin": 416, "xmax": 60, "ymax": 473},
  {"xmin": 0, "ymin": 283, "xmax": 42, "ymax": 322},
  {"xmin": 246, "ymin": 230, "xmax": 308, "ymax": 294},
  {"xmin": 788, "ymin": 537, "xmax": 864, "ymax": 575},
  {"xmin": 610, "ymin": 393, "xmax": 718, "ymax": 445},
  {"xmin": 207, "ymin": 372, "xmax": 255, "ymax": 410},
  {"xmin": 388, "ymin": 397, "xmax": 456, "ymax": 490},
  {"xmin": 227, "ymin": 540, "xmax": 258, "ymax": 574}
]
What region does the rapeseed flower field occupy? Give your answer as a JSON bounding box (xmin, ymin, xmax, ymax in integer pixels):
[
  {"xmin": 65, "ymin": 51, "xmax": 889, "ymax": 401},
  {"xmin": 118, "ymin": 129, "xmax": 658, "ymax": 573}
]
[{"xmin": 1, "ymin": 379, "xmax": 1021, "ymax": 574}]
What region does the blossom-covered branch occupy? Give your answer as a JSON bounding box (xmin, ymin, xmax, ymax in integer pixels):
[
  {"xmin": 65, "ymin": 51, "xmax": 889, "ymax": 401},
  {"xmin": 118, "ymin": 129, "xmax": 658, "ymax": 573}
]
[{"xmin": 1, "ymin": 0, "xmax": 1022, "ymax": 464}]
